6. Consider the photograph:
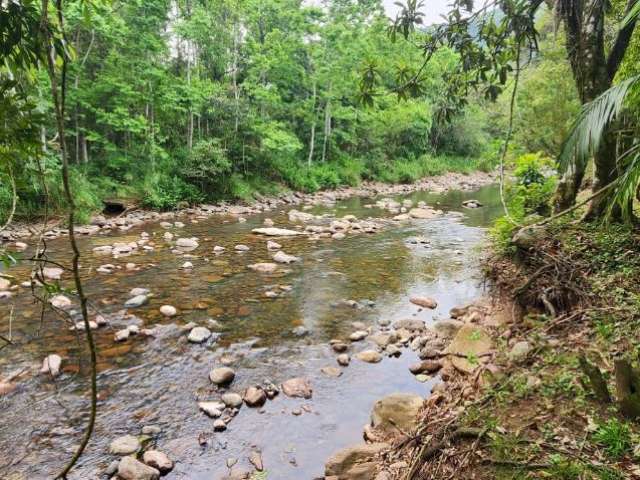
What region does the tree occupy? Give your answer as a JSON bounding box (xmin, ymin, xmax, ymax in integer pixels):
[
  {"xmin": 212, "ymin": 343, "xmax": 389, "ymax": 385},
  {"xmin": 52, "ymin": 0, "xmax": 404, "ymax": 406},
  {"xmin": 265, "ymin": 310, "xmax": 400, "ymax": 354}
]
[{"xmin": 384, "ymin": 0, "xmax": 639, "ymax": 219}]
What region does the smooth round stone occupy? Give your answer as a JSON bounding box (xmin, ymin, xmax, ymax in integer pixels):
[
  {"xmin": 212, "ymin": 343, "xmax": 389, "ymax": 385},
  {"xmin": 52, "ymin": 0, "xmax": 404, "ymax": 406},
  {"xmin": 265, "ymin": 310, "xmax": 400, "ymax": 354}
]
[
  {"xmin": 222, "ymin": 393, "xmax": 243, "ymax": 409},
  {"xmin": 109, "ymin": 434, "xmax": 141, "ymax": 455},
  {"xmin": 159, "ymin": 305, "xmax": 177, "ymax": 317},
  {"xmin": 209, "ymin": 367, "xmax": 236, "ymax": 385}
]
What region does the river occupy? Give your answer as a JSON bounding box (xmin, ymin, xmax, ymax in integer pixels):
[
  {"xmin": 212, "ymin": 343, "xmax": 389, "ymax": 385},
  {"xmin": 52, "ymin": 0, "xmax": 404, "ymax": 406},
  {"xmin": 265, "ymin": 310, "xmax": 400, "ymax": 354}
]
[{"xmin": 0, "ymin": 183, "xmax": 502, "ymax": 479}]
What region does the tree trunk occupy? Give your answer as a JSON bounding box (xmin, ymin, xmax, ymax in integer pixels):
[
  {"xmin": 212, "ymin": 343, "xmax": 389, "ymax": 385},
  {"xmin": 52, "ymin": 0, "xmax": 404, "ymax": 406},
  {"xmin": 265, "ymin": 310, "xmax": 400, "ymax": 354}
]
[
  {"xmin": 307, "ymin": 79, "xmax": 317, "ymax": 167},
  {"xmin": 321, "ymin": 94, "xmax": 331, "ymax": 163},
  {"xmin": 583, "ymin": 134, "xmax": 620, "ymax": 219}
]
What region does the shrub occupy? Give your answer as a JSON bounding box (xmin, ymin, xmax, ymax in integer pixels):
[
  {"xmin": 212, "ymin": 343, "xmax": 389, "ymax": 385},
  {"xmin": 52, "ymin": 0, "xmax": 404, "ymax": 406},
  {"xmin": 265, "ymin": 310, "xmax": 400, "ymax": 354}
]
[{"xmin": 142, "ymin": 173, "xmax": 204, "ymax": 210}]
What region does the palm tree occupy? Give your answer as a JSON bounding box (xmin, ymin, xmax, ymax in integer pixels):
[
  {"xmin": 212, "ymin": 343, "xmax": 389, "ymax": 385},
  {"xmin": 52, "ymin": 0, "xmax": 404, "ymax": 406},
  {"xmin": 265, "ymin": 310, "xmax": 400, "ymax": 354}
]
[{"xmin": 558, "ymin": 74, "xmax": 640, "ymax": 221}]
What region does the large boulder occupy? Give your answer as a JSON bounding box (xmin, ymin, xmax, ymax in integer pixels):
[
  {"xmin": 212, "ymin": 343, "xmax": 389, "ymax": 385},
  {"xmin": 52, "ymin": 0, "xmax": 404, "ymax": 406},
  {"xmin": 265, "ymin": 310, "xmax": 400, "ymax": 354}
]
[
  {"xmin": 370, "ymin": 393, "xmax": 423, "ymax": 435},
  {"xmin": 325, "ymin": 443, "xmax": 388, "ymax": 479},
  {"xmin": 445, "ymin": 325, "xmax": 493, "ymax": 374}
]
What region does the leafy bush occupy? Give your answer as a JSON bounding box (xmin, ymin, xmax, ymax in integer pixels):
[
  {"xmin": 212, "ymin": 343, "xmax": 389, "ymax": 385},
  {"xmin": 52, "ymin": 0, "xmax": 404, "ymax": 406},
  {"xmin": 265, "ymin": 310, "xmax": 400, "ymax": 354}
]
[
  {"xmin": 142, "ymin": 173, "xmax": 204, "ymax": 210},
  {"xmin": 181, "ymin": 139, "xmax": 233, "ymax": 197}
]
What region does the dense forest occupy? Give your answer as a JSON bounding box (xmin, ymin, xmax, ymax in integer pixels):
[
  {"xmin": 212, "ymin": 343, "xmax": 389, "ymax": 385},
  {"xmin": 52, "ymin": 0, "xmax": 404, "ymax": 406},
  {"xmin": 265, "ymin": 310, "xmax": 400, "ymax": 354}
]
[
  {"xmin": 1, "ymin": 0, "xmax": 503, "ymax": 223},
  {"xmin": 2, "ymin": 0, "xmax": 640, "ymax": 479}
]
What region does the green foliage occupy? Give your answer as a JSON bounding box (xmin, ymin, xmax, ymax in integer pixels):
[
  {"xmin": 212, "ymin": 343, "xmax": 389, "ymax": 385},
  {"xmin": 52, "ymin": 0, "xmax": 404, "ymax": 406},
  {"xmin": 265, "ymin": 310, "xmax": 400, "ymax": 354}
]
[
  {"xmin": 142, "ymin": 173, "xmax": 204, "ymax": 210},
  {"xmin": 593, "ymin": 419, "xmax": 632, "ymax": 459}
]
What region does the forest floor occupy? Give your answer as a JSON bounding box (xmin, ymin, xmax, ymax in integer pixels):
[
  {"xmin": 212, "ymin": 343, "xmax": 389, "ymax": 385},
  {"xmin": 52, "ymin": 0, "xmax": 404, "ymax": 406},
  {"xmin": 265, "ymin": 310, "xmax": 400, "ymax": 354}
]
[
  {"xmin": 0, "ymin": 170, "xmax": 496, "ymax": 243},
  {"xmin": 370, "ymin": 218, "xmax": 640, "ymax": 480}
]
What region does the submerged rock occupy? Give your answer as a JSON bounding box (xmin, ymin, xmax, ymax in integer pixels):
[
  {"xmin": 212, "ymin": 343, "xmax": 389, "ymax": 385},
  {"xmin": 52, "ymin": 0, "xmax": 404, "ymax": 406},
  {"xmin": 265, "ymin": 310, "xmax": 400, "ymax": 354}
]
[
  {"xmin": 125, "ymin": 294, "xmax": 148, "ymax": 308},
  {"xmin": 159, "ymin": 305, "xmax": 177, "ymax": 317},
  {"xmin": 281, "ymin": 377, "xmax": 312, "ymax": 399},
  {"xmin": 409, "ymin": 296, "xmax": 438, "ymax": 309},
  {"xmin": 337, "ymin": 354, "xmax": 350, "ymax": 366},
  {"xmin": 272, "ymin": 251, "xmax": 300, "ymax": 264},
  {"xmin": 176, "ymin": 237, "xmax": 199, "ymax": 249},
  {"xmin": 50, "ymin": 295, "xmax": 72, "ymax": 310},
  {"xmin": 247, "ymin": 263, "xmax": 278, "ymax": 273},
  {"xmin": 109, "ymin": 434, "xmax": 141, "ymax": 455},
  {"xmin": 266, "ymin": 240, "xmax": 281, "ymax": 250},
  {"xmin": 252, "ymin": 227, "xmax": 305, "ymax": 236}
]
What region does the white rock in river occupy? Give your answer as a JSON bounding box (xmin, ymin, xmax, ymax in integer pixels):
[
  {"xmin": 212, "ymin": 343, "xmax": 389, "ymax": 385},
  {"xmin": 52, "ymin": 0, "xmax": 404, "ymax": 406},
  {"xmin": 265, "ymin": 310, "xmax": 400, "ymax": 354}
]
[
  {"xmin": 125, "ymin": 294, "xmax": 148, "ymax": 308},
  {"xmin": 181, "ymin": 261, "xmax": 194, "ymax": 269},
  {"xmin": 109, "ymin": 434, "xmax": 141, "ymax": 455},
  {"xmin": 235, "ymin": 244, "xmax": 250, "ymax": 251},
  {"xmin": 281, "ymin": 377, "xmax": 313, "ymax": 398},
  {"xmin": 337, "ymin": 354, "xmax": 350, "ymax": 366},
  {"xmin": 130, "ymin": 287, "xmax": 150, "ymax": 297},
  {"xmin": 198, "ymin": 401, "xmax": 225, "ymax": 418},
  {"xmin": 114, "ymin": 328, "xmax": 130, "ymax": 342},
  {"xmin": 356, "ymin": 350, "xmax": 382, "ymax": 363},
  {"xmin": 266, "ymin": 240, "xmax": 281, "ymax": 250},
  {"xmin": 263, "ymin": 218, "xmax": 275, "ymax": 227},
  {"xmin": 41, "ymin": 354, "xmax": 62, "ymax": 377},
  {"xmin": 159, "ymin": 305, "xmax": 177, "ymax": 317},
  {"xmin": 209, "ymin": 367, "xmax": 236, "ymax": 385},
  {"xmin": 176, "ymin": 237, "xmax": 199, "ymax": 249},
  {"xmin": 117, "ymin": 456, "xmax": 159, "ymax": 480},
  {"xmin": 248, "ymin": 263, "xmax": 278, "ymax": 273},
  {"xmin": 272, "ymin": 251, "xmax": 300, "ymax": 264},
  {"xmin": 252, "ymin": 227, "xmax": 305, "ymax": 236},
  {"xmin": 349, "ymin": 330, "xmax": 368, "ymax": 341},
  {"xmin": 188, "ymin": 326, "xmax": 211, "ymax": 343},
  {"xmin": 408, "ymin": 207, "xmax": 439, "ymax": 219},
  {"xmin": 213, "ymin": 419, "xmax": 227, "ymax": 431},
  {"xmin": 92, "ymin": 245, "xmax": 113, "ymax": 254},
  {"xmin": 50, "ymin": 294, "xmax": 72, "ymax": 309},
  {"xmin": 213, "ymin": 245, "xmax": 226, "ymax": 253},
  {"xmin": 43, "ymin": 267, "xmax": 63, "ymax": 280},
  {"xmin": 0, "ymin": 278, "xmax": 10, "ymax": 290},
  {"xmin": 142, "ymin": 450, "xmax": 174, "ymax": 474}
]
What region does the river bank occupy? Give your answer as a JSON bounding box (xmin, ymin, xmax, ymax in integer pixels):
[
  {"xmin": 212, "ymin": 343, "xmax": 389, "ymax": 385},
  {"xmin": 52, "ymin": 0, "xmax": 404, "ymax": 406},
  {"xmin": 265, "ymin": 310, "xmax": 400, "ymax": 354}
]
[
  {"xmin": 0, "ymin": 170, "xmax": 495, "ymax": 244},
  {"xmin": 341, "ymin": 218, "xmax": 640, "ymax": 480}
]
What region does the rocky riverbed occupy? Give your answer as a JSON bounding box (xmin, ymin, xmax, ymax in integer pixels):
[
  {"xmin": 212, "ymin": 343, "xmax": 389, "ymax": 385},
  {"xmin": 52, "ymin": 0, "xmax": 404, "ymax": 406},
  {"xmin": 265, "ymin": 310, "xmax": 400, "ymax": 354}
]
[{"xmin": 0, "ymin": 175, "xmax": 503, "ymax": 480}]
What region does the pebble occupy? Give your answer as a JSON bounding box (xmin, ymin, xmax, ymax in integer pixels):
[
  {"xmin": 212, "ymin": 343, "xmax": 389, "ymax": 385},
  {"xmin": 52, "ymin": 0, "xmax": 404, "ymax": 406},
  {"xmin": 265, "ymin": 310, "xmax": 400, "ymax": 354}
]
[
  {"xmin": 213, "ymin": 419, "xmax": 227, "ymax": 431},
  {"xmin": 281, "ymin": 377, "xmax": 313, "ymax": 399},
  {"xmin": 222, "ymin": 392, "xmax": 244, "ymax": 409},
  {"xmin": 356, "ymin": 350, "xmax": 382, "ymax": 363},
  {"xmin": 40, "ymin": 354, "xmax": 62, "ymax": 377},
  {"xmin": 349, "ymin": 330, "xmax": 368, "ymax": 341},
  {"xmin": 109, "ymin": 434, "xmax": 141, "ymax": 455},
  {"xmin": 199, "ymin": 401, "xmax": 225, "ymax": 418},
  {"xmin": 188, "ymin": 326, "xmax": 212, "ymax": 343},
  {"xmin": 244, "ymin": 386, "xmax": 267, "ymax": 407},
  {"xmin": 209, "ymin": 367, "xmax": 236, "ymax": 385},
  {"xmin": 159, "ymin": 305, "xmax": 177, "ymax": 317},
  {"xmin": 142, "ymin": 450, "xmax": 174, "ymax": 474},
  {"xmin": 117, "ymin": 456, "xmax": 159, "ymax": 480},
  {"xmin": 337, "ymin": 354, "xmax": 350, "ymax": 366},
  {"xmin": 125, "ymin": 294, "xmax": 148, "ymax": 308},
  {"xmin": 410, "ymin": 296, "xmax": 438, "ymax": 309},
  {"xmin": 234, "ymin": 244, "xmax": 250, "ymax": 251}
]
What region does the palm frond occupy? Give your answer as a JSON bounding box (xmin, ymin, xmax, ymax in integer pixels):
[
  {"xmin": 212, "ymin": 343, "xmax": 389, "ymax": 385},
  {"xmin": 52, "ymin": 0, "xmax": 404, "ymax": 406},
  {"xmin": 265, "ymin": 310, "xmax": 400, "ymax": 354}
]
[
  {"xmin": 558, "ymin": 75, "xmax": 640, "ymax": 173},
  {"xmin": 607, "ymin": 145, "xmax": 640, "ymax": 220},
  {"xmin": 622, "ymin": 0, "xmax": 640, "ymax": 28}
]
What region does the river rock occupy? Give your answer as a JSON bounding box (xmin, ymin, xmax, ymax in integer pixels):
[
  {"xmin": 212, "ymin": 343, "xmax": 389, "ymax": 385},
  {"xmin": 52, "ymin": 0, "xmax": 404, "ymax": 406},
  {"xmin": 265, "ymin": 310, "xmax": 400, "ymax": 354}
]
[
  {"xmin": 331, "ymin": 342, "xmax": 349, "ymax": 353},
  {"xmin": 370, "ymin": 393, "xmax": 423, "ymax": 435},
  {"xmin": 449, "ymin": 305, "xmax": 469, "ymax": 319},
  {"xmin": 281, "ymin": 377, "xmax": 312, "ymax": 398},
  {"xmin": 125, "ymin": 294, "xmax": 148, "ymax": 308},
  {"xmin": 249, "ymin": 450, "xmax": 264, "ymax": 471},
  {"xmin": 0, "ymin": 278, "xmax": 10, "ymax": 290},
  {"xmin": 43, "ymin": 267, "xmax": 63, "ymax": 280},
  {"xmin": 41, "ymin": 354, "xmax": 62, "ymax": 377},
  {"xmin": 462, "ymin": 199, "xmax": 482, "ymax": 208},
  {"xmin": 252, "ymin": 227, "xmax": 305, "ymax": 236},
  {"xmin": 222, "ymin": 392, "xmax": 243, "ymax": 408},
  {"xmin": 115, "ymin": 328, "xmax": 130, "ymax": 342},
  {"xmin": 431, "ymin": 319, "xmax": 463, "ymax": 338},
  {"xmin": 409, "ymin": 360, "xmax": 441, "ymax": 375},
  {"xmin": 209, "ymin": 367, "xmax": 236, "ymax": 385},
  {"xmin": 234, "ymin": 244, "xmax": 250, "ymax": 251},
  {"xmin": 369, "ymin": 332, "xmax": 397, "ymax": 349},
  {"xmin": 130, "ymin": 287, "xmax": 150, "ymax": 297},
  {"xmin": 356, "ymin": 350, "xmax": 382, "ymax": 363},
  {"xmin": 50, "ymin": 294, "xmax": 72, "ymax": 309},
  {"xmin": 266, "ymin": 240, "xmax": 281, "ymax": 250},
  {"xmin": 243, "ymin": 386, "xmax": 267, "ymax": 407},
  {"xmin": 446, "ymin": 325, "xmax": 493, "ymax": 374},
  {"xmin": 176, "ymin": 237, "xmax": 199, "ymax": 249},
  {"xmin": 248, "ymin": 263, "xmax": 278, "ymax": 273},
  {"xmin": 214, "ymin": 419, "xmax": 227, "ymax": 431},
  {"xmin": 508, "ymin": 341, "xmax": 532, "ymax": 362},
  {"xmin": 188, "ymin": 326, "xmax": 212, "ymax": 343},
  {"xmin": 325, "ymin": 443, "xmax": 388, "ymax": 479},
  {"xmin": 292, "ymin": 326, "xmax": 309, "ymax": 337},
  {"xmin": 159, "ymin": 305, "xmax": 177, "ymax": 317},
  {"xmin": 181, "ymin": 261, "xmax": 194, "ymax": 269},
  {"xmin": 263, "ymin": 218, "xmax": 275, "ymax": 227},
  {"xmin": 198, "ymin": 401, "xmax": 225, "ymax": 418},
  {"xmin": 288, "ymin": 209, "xmax": 314, "ymax": 222},
  {"xmin": 409, "ymin": 296, "xmax": 438, "ymax": 309},
  {"xmin": 117, "ymin": 456, "xmax": 159, "ymax": 480},
  {"xmin": 109, "ymin": 434, "xmax": 141, "ymax": 455},
  {"xmin": 143, "ymin": 450, "xmax": 174, "ymax": 474},
  {"xmin": 408, "ymin": 207, "xmax": 438, "ymax": 219},
  {"xmin": 349, "ymin": 330, "xmax": 368, "ymax": 341},
  {"xmin": 321, "ymin": 366, "xmax": 343, "ymax": 378},
  {"xmin": 213, "ymin": 245, "xmax": 226, "ymax": 253},
  {"xmin": 337, "ymin": 354, "xmax": 350, "ymax": 366},
  {"xmin": 393, "ymin": 319, "xmax": 425, "ymax": 331},
  {"xmin": 0, "ymin": 382, "xmax": 17, "ymax": 396},
  {"xmin": 272, "ymin": 251, "xmax": 300, "ymax": 263}
]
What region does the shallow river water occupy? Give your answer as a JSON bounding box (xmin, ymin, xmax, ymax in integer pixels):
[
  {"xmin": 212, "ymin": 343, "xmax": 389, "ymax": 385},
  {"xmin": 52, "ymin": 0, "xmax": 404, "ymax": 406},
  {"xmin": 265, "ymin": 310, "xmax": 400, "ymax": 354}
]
[{"xmin": 0, "ymin": 183, "xmax": 502, "ymax": 480}]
